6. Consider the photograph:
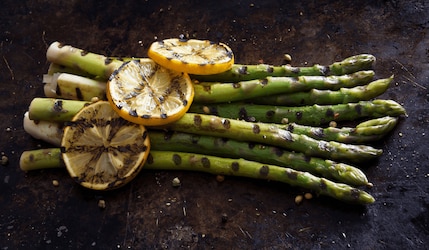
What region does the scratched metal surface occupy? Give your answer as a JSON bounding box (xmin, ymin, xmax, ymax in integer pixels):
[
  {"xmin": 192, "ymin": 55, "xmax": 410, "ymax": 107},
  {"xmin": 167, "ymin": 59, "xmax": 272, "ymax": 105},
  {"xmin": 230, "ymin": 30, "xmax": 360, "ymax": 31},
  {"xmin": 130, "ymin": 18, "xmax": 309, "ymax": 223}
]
[{"xmin": 0, "ymin": 0, "xmax": 428, "ymax": 249}]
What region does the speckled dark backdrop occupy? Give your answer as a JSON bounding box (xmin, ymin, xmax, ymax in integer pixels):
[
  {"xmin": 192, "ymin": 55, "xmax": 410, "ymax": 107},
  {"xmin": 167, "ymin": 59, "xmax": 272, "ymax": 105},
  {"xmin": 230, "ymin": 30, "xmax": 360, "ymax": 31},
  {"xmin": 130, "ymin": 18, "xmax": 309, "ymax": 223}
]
[{"xmin": 0, "ymin": 0, "xmax": 428, "ymax": 249}]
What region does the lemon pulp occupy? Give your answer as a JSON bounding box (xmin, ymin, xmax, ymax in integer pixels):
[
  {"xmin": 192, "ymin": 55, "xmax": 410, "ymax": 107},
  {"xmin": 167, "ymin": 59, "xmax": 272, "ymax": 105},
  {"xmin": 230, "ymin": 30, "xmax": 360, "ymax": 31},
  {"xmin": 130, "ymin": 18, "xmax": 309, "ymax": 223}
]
[
  {"xmin": 107, "ymin": 59, "xmax": 194, "ymax": 126},
  {"xmin": 147, "ymin": 38, "xmax": 234, "ymax": 75},
  {"xmin": 61, "ymin": 101, "xmax": 150, "ymax": 190}
]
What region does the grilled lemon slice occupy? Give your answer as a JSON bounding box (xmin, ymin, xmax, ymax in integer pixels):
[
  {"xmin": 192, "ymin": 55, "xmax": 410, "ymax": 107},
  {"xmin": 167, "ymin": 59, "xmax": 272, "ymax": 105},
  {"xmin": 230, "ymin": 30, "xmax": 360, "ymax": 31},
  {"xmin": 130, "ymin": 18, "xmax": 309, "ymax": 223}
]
[
  {"xmin": 107, "ymin": 59, "xmax": 194, "ymax": 126},
  {"xmin": 61, "ymin": 101, "xmax": 150, "ymax": 190},
  {"xmin": 147, "ymin": 38, "xmax": 234, "ymax": 75}
]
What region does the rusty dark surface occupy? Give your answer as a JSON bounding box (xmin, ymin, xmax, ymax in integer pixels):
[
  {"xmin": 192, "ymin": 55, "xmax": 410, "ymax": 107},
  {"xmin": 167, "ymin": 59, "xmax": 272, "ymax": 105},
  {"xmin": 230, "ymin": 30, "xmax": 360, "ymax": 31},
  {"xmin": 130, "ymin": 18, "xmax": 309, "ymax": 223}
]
[{"xmin": 1, "ymin": 0, "xmax": 428, "ymax": 249}]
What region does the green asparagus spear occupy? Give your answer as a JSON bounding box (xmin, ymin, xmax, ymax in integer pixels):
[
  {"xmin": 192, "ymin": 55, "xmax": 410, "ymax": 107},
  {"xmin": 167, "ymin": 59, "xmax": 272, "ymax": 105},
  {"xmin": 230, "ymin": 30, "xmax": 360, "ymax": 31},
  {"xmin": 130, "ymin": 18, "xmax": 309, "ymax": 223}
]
[
  {"xmin": 18, "ymin": 148, "xmax": 375, "ymax": 204},
  {"xmin": 42, "ymin": 68, "xmax": 374, "ymax": 103},
  {"xmin": 46, "ymin": 42, "xmax": 123, "ymax": 79},
  {"xmin": 190, "ymin": 100, "xmax": 407, "ymax": 126},
  {"xmin": 28, "ymin": 98, "xmax": 90, "ymax": 122},
  {"xmin": 24, "ymin": 98, "xmax": 383, "ymax": 163},
  {"xmin": 43, "ymin": 73, "xmax": 106, "ymax": 101},
  {"xmin": 21, "ymin": 115, "xmax": 369, "ymax": 186},
  {"xmin": 250, "ymin": 77, "xmax": 392, "ymax": 106},
  {"xmin": 193, "ymin": 71, "xmax": 375, "ymax": 103},
  {"xmin": 285, "ymin": 116, "xmax": 399, "ymax": 144},
  {"xmin": 191, "ymin": 54, "xmax": 376, "ymax": 82},
  {"xmin": 23, "ymin": 112, "xmax": 63, "ymax": 146},
  {"xmin": 161, "ymin": 113, "xmax": 383, "ymax": 163},
  {"xmin": 145, "ymin": 151, "xmax": 375, "ymax": 204},
  {"xmin": 20, "ymin": 148, "xmax": 64, "ymax": 171},
  {"xmin": 149, "ymin": 131, "xmax": 370, "ymax": 186},
  {"xmin": 47, "ymin": 63, "xmax": 96, "ymax": 79}
]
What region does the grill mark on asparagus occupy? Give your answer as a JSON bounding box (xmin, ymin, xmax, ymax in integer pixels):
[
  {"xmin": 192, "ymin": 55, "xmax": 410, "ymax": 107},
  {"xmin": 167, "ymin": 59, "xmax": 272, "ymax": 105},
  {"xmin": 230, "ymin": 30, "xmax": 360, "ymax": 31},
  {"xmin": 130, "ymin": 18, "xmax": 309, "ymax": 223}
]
[
  {"xmin": 231, "ymin": 161, "xmax": 239, "ymax": 171},
  {"xmin": 173, "ymin": 153, "xmax": 181, "ymax": 165},
  {"xmin": 201, "ymin": 157, "xmax": 210, "ymax": 168},
  {"xmin": 259, "ymin": 165, "xmax": 269, "ymax": 177}
]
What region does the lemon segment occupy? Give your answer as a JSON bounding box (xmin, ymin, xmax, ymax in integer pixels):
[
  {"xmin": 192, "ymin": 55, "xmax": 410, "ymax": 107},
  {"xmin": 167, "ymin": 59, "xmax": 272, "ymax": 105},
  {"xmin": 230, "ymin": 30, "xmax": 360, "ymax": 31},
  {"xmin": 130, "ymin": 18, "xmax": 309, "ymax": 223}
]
[
  {"xmin": 147, "ymin": 38, "xmax": 234, "ymax": 75},
  {"xmin": 61, "ymin": 101, "xmax": 150, "ymax": 190},
  {"xmin": 107, "ymin": 59, "xmax": 194, "ymax": 126}
]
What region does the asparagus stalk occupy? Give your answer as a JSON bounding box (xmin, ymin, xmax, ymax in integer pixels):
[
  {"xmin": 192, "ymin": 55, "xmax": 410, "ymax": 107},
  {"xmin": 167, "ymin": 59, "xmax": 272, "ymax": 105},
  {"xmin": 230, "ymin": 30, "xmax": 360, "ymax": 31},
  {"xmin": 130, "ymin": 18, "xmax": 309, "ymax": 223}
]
[
  {"xmin": 250, "ymin": 77, "xmax": 392, "ymax": 106},
  {"xmin": 193, "ymin": 70, "xmax": 375, "ymax": 103},
  {"xmin": 191, "ymin": 54, "xmax": 376, "ymax": 82},
  {"xmin": 46, "ymin": 42, "xmax": 124, "ymax": 79},
  {"xmin": 46, "ymin": 41, "xmax": 376, "ymax": 83},
  {"xmin": 23, "ymin": 112, "xmax": 63, "ymax": 146},
  {"xmin": 19, "ymin": 148, "xmax": 375, "ymax": 204},
  {"xmin": 41, "ymin": 68, "xmax": 375, "ymax": 103},
  {"xmin": 190, "ymin": 99, "xmax": 407, "ymax": 126},
  {"xmin": 28, "ymin": 98, "xmax": 90, "ymax": 122},
  {"xmin": 20, "ymin": 148, "xmax": 64, "ymax": 171},
  {"xmin": 21, "ymin": 115, "xmax": 369, "ymax": 186},
  {"xmin": 146, "ymin": 151, "xmax": 375, "ymax": 204},
  {"xmin": 162, "ymin": 113, "xmax": 383, "ymax": 163},
  {"xmin": 43, "ymin": 73, "xmax": 106, "ymax": 101},
  {"xmin": 149, "ymin": 131, "xmax": 370, "ymax": 186},
  {"xmin": 24, "ymin": 99, "xmax": 383, "ymax": 163},
  {"xmin": 285, "ymin": 116, "xmax": 399, "ymax": 144},
  {"xmin": 47, "ymin": 63, "xmax": 96, "ymax": 79},
  {"xmin": 26, "ymin": 97, "xmax": 399, "ymax": 147}
]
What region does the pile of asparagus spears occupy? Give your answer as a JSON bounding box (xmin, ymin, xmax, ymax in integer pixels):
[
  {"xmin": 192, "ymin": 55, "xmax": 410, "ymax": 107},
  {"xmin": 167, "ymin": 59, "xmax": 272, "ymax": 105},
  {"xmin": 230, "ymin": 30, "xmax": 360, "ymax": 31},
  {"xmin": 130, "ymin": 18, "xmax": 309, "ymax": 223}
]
[{"xmin": 19, "ymin": 42, "xmax": 407, "ymax": 205}]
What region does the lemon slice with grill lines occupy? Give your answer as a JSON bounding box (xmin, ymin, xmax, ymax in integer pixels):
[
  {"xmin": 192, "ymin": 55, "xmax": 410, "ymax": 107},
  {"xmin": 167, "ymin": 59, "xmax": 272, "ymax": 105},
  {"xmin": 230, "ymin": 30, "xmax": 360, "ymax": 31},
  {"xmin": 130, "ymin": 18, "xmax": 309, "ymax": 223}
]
[
  {"xmin": 147, "ymin": 38, "xmax": 234, "ymax": 75},
  {"xmin": 107, "ymin": 59, "xmax": 194, "ymax": 126},
  {"xmin": 61, "ymin": 101, "xmax": 150, "ymax": 190}
]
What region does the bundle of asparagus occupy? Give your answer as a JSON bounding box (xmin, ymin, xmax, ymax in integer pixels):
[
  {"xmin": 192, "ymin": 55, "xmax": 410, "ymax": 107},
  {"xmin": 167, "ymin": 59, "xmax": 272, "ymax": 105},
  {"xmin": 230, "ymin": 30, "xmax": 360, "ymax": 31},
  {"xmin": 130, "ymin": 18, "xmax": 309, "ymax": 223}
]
[{"xmin": 20, "ymin": 42, "xmax": 407, "ymax": 205}]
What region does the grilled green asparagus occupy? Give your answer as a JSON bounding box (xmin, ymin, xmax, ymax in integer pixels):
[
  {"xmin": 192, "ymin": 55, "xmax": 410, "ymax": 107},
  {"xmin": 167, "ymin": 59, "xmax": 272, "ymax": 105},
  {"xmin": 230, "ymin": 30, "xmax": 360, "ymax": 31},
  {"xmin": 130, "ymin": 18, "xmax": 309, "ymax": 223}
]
[
  {"xmin": 193, "ymin": 71, "xmax": 374, "ymax": 103},
  {"xmin": 46, "ymin": 42, "xmax": 123, "ymax": 79},
  {"xmin": 250, "ymin": 77, "xmax": 392, "ymax": 106},
  {"xmin": 284, "ymin": 116, "xmax": 399, "ymax": 144},
  {"xmin": 162, "ymin": 113, "xmax": 383, "ymax": 163},
  {"xmin": 145, "ymin": 151, "xmax": 375, "ymax": 204},
  {"xmin": 42, "ymin": 70, "xmax": 375, "ymax": 103},
  {"xmin": 149, "ymin": 131, "xmax": 370, "ymax": 186},
  {"xmin": 18, "ymin": 148, "xmax": 375, "ymax": 204},
  {"xmin": 190, "ymin": 99, "xmax": 406, "ymax": 125},
  {"xmin": 191, "ymin": 54, "xmax": 376, "ymax": 82},
  {"xmin": 24, "ymin": 98, "xmax": 384, "ymax": 163},
  {"xmin": 21, "ymin": 115, "xmax": 369, "ymax": 185}
]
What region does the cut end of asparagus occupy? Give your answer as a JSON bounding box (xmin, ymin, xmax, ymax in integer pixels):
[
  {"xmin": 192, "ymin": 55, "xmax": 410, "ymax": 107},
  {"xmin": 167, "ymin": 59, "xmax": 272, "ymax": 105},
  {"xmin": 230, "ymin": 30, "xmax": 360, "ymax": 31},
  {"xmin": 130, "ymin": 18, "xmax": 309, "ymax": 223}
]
[
  {"xmin": 43, "ymin": 74, "xmax": 59, "ymax": 98},
  {"xmin": 20, "ymin": 148, "xmax": 63, "ymax": 171},
  {"xmin": 23, "ymin": 111, "xmax": 63, "ymax": 146}
]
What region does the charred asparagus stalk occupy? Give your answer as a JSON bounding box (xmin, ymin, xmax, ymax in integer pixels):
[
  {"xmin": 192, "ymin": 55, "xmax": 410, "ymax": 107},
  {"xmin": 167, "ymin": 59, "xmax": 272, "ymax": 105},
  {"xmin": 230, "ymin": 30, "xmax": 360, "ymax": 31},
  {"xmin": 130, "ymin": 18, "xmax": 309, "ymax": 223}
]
[
  {"xmin": 190, "ymin": 99, "xmax": 407, "ymax": 125},
  {"xmin": 47, "ymin": 63, "xmax": 96, "ymax": 79},
  {"xmin": 28, "ymin": 98, "xmax": 90, "ymax": 122},
  {"xmin": 23, "ymin": 112, "xmax": 63, "ymax": 146},
  {"xmin": 46, "ymin": 41, "xmax": 123, "ymax": 79},
  {"xmin": 25, "ymin": 98, "xmax": 398, "ymax": 144},
  {"xmin": 43, "ymin": 73, "xmax": 106, "ymax": 101},
  {"xmin": 192, "ymin": 71, "xmax": 374, "ymax": 103},
  {"xmin": 250, "ymin": 77, "xmax": 392, "ymax": 106},
  {"xmin": 146, "ymin": 151, "xmax": 375, "ymax": 204},
  {"xmin": 42, "ymin": 70, "xmax": 375, "ymax": 103},
  {"xmin": 191, "ymin": 54, "xmax": 376, "ymax": 82},
  {"xmin": 22, "ymin": 115, "xmax": 370, "ymax": 186},
  {"xmin": 20, "ymin": 148, "xmax": 64, "ymax": 171},
  {"xmin": 285, "ymin": 116, "xmax": 399, "ymax": 144},
  {"xmin": 162, "ymin": 113, "xmax": 383, "ymax": 163},
  {"xmin": 149, "ymin": 131, "xmax": 370, "ymax": 186},
  {"xmin": 46, "ymin": 41, "xmax": 375, "ymax": 83},
  {"xmin": 25, "ymin": 98, "xmax": 383, "ymax": 163},
  {"xmin": 18, "ymin": 148, "xmax": 375, "ymax": 204}
]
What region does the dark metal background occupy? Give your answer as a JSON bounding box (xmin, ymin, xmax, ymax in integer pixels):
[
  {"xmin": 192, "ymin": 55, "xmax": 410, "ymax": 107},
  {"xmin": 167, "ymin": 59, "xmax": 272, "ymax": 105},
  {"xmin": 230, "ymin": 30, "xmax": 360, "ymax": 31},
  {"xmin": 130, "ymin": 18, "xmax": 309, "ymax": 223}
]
[{"xmin": 1, "ymin": 0, "xmax": 428, "ymax": 249}]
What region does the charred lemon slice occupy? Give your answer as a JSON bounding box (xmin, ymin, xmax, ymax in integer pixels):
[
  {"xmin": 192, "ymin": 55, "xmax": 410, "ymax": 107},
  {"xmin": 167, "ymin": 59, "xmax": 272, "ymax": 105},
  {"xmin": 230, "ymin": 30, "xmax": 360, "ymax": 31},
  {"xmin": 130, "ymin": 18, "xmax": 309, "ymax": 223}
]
[
  {"xmin": 107, "ymin": 59, "xmax": 194, "ymax": 126},
  {"xmin": 147, "ymin": 37, "xmax": 234, "ymax": 75},
  {"xmin": 61, "ymin": 101, "xmax": 150, "ymax": 190}
]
